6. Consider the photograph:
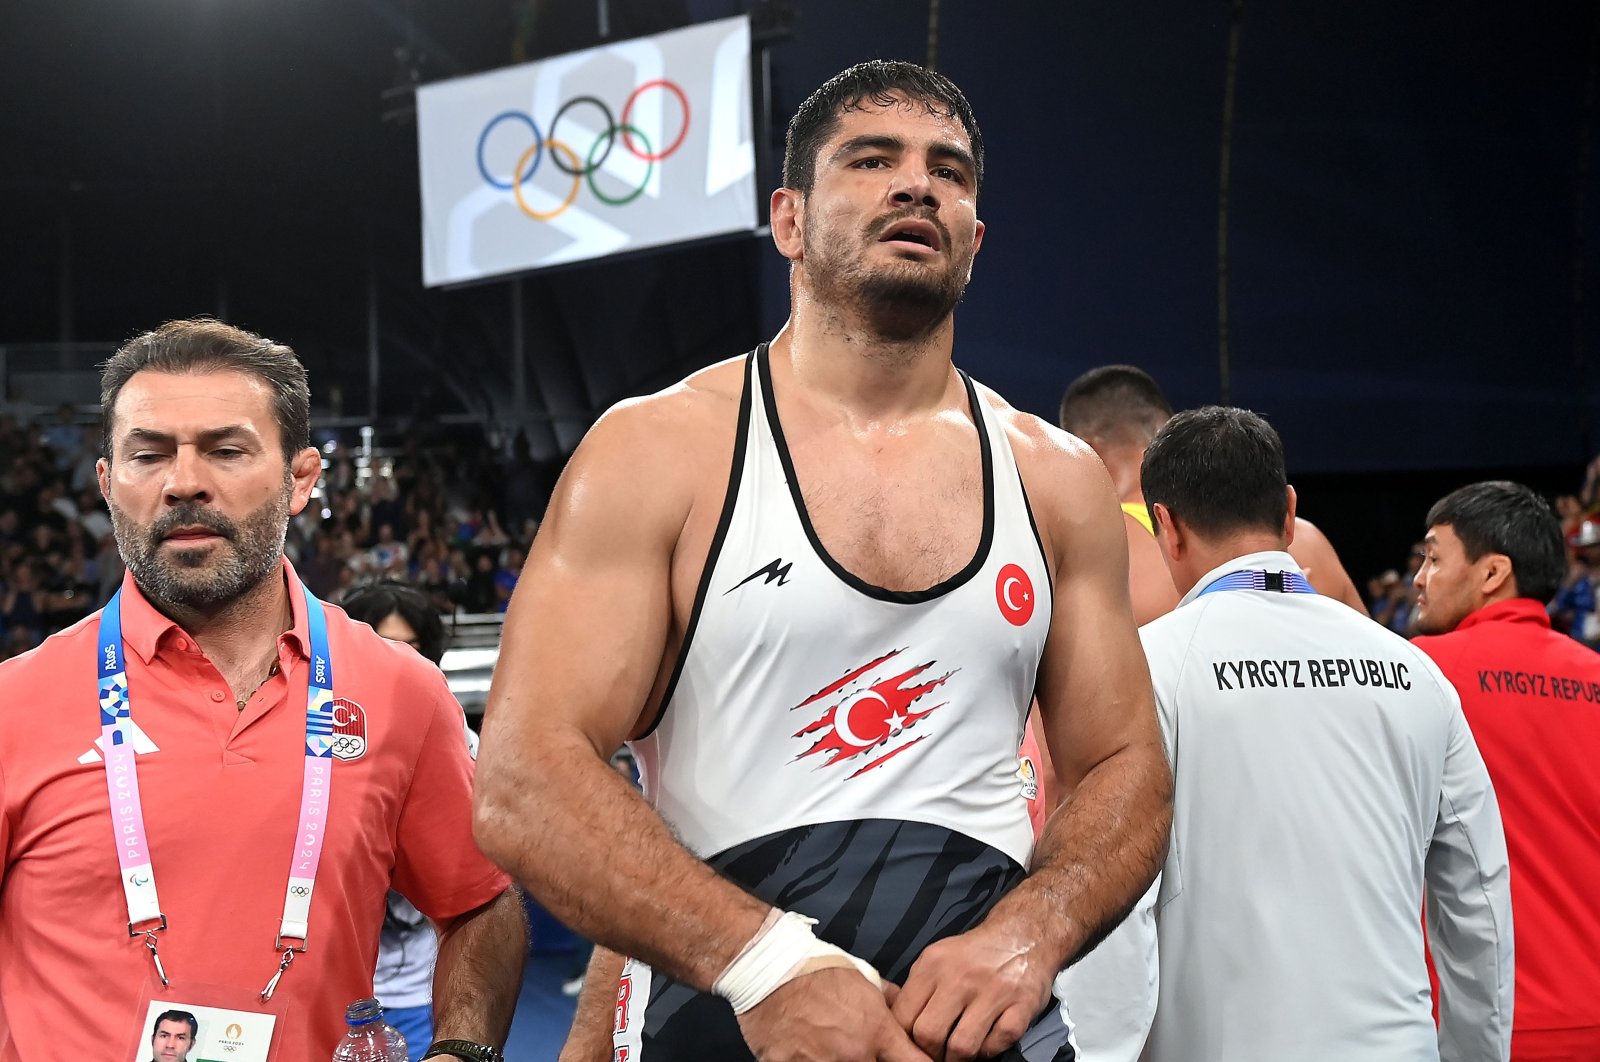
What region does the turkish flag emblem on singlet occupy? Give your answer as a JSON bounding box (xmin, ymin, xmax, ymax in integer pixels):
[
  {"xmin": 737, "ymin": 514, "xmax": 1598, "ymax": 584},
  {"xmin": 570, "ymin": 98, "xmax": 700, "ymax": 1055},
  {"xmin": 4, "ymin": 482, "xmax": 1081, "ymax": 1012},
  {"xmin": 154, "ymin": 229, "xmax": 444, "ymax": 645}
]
[{"xmin": 330, "ymin": 698, "xmax": 368, "ymax": 761}]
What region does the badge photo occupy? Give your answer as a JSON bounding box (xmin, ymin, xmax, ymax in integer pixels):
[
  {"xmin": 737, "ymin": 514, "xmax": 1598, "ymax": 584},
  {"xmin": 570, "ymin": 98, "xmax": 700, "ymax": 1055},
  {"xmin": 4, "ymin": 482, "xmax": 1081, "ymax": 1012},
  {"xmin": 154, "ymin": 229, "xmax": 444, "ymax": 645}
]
[{"xmin": 132, "ymin": 997, "xmax": 278, "ymax": 1062}]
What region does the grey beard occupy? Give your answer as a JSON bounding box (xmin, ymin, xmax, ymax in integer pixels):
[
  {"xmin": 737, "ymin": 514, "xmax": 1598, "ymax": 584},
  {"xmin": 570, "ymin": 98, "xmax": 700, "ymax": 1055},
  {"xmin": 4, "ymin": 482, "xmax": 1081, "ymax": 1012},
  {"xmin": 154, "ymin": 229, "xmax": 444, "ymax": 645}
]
[{"xmin": 110, "ymin": 495, "xmax": 289, "ymax": 611}]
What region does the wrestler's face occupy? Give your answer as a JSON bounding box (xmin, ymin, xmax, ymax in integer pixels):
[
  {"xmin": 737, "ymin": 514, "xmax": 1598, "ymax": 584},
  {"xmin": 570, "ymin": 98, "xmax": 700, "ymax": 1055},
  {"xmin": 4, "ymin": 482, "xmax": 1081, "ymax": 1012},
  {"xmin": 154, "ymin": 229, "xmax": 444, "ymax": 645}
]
[
  {"xmin": 151, "ymin": 1019, "xmax": 193, "ymax": 1061},
  {"xmin": 1414, "ymin": 523, "xmax": 1491, "ymax": 634},
  {"xmin": 780, "ymin": 94, "xmax": 984, "ymax": 337},
  {"xmin": 98, "ymin": 369, "xmax": 319, "ymax": 611}
]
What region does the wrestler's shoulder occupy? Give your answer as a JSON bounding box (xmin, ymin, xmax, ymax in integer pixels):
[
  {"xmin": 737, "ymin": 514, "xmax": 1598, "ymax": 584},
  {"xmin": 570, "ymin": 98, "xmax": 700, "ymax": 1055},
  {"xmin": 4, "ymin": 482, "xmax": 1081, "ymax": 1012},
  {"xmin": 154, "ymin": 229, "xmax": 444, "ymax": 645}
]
[
  {"xmin": 577, "ymin": 355, "xmax": 746, "ymax": 465},
  {"xmin": 970, "ymin": 379, "xmax": 1103, "ymax": 481}
]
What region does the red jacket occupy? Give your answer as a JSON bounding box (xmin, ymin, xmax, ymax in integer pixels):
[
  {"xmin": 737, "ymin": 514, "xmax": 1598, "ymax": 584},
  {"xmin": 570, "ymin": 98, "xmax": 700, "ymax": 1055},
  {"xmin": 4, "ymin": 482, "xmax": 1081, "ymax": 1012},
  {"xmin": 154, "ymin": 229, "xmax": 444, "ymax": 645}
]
[{"xmin": 1415, "ymin": 599, "xmax": 1600, "ymax": 1047}]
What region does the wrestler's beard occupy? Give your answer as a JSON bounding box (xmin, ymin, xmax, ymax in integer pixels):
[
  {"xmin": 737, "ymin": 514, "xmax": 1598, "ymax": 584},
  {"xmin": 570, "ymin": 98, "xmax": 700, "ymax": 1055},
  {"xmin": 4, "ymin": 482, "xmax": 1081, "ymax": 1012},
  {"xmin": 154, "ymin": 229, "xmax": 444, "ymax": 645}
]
[
  {"xmin": 806, "ymin": 212, "xmax": 972, "ymax": 345},
  {"xmin": 109, "ymin": 484, "xmax": 291, "ymax": 612}
]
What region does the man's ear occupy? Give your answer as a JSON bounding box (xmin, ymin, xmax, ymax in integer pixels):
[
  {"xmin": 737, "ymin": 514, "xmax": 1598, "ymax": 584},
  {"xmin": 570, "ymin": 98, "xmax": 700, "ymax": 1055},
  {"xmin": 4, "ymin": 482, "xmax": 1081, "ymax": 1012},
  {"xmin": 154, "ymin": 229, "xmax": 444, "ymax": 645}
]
[
  {"xmin": 770, "ymin": 187, "xmax": 804, "ymax": 262},
  {"xmin": 1480, "ymin": 552, "xmax": 1516, "ymax": 599},
  {"xmin": 1151, "ymin": 502, "xmax": 1182, "ymax": 565},
  {"xmin": 288, "ymin": 447, "xmax": 321, "ymax": 515},
  {"xmin": 1284, "ymin": 484, "xmax": 1298, "ymax": 544}
]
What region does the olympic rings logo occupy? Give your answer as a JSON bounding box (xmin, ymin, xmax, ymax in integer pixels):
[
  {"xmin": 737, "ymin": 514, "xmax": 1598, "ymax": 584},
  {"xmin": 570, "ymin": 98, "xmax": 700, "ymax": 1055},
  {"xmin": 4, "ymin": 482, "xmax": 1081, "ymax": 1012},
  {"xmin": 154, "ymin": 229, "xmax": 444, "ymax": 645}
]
[
  {"xmin": 290, "ymin": 885, "xmax": 311, "ymax": 897},
  {"xmin": 475, "ymin": 79, "xmax": 691, "ymax": 222},
  {"xmin": 330, "ymin": 735, "xmax": 366, "ymax": 758}
]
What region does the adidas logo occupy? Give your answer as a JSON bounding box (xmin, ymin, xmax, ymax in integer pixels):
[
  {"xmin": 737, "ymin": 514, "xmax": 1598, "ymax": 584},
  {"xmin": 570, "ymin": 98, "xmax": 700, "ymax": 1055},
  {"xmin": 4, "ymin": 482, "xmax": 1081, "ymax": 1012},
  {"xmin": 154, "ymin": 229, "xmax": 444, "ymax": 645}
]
[{"xmin": 78, "ymin": 720, "xmax": 161, "ymax": 764}]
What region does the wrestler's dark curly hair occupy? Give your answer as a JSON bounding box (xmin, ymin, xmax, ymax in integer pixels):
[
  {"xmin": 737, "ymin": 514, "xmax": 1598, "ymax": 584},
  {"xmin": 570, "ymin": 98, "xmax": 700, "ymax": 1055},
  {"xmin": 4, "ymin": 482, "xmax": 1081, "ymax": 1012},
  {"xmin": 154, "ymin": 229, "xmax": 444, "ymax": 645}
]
[{"xmin": 783, "ymin": 59, "xmax": 983, "ymax": 198}]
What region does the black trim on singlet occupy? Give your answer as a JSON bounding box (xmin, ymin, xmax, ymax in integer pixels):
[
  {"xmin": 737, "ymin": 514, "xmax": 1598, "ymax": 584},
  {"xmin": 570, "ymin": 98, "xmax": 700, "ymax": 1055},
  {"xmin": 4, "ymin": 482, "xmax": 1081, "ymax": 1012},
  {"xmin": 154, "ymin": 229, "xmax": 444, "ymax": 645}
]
[
  {"xmin": 757, "ymin": 344, "xmax": 996, "ymax": 605},
  {"xmin": 1018, "ymin": 464, "xmax": 1054, "ymax": 617},
  {"xmin": 633, "ymin": 352, "xmax": 756, "ymax": 741}
]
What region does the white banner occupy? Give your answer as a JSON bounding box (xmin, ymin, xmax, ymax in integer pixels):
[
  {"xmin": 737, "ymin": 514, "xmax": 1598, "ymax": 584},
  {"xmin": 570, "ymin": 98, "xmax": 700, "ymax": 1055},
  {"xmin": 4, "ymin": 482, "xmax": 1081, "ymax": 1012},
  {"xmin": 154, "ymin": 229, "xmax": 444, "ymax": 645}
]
[{"xmin": 416, "ymin": 15, "xmax": 758, "ymax": 286}]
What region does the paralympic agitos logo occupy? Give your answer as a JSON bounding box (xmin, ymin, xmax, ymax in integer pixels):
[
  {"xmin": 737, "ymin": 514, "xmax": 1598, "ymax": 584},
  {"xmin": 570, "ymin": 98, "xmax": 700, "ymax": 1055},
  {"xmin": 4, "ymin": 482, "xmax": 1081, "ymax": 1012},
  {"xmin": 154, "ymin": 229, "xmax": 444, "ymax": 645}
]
[{"xmin": 476, "ymin": 80, "xmax": 690, "ymax": 222}]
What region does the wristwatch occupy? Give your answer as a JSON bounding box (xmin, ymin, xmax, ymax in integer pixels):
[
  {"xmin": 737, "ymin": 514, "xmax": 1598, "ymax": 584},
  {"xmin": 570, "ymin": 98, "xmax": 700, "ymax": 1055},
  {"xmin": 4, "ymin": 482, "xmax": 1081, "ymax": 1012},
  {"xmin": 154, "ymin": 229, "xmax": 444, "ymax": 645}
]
[{"xmin": 421, "ymin": 1040, "xmax": 504, "ymax": 1062}]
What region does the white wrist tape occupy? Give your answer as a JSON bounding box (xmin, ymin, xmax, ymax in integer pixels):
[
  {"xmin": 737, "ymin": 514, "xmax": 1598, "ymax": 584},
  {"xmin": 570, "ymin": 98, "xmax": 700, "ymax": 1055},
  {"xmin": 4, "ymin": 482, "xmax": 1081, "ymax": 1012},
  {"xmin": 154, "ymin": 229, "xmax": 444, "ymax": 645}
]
[{"xmin": 712, "ymin": 910, "xmax": 883, "ymax": 1014}]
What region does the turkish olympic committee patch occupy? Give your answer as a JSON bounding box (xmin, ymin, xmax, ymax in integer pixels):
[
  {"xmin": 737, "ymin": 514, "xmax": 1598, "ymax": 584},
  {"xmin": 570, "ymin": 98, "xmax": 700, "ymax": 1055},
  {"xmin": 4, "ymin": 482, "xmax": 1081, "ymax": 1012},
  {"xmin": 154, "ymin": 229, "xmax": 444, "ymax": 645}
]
[{"xmin": 329, "ymin": 698, "xmax": 368, "ymax": 761}]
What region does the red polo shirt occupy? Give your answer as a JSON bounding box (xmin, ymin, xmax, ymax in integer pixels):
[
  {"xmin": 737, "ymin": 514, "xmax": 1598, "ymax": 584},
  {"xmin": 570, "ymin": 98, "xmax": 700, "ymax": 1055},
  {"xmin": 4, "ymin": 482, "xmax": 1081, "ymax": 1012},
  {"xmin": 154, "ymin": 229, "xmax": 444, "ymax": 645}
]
[
  {"xmin": 1415, "ymin": 598, "xmax": 1600, "ymax": 1054},
  {"xmin": 0, "ymin": 564, "xmax": 510, "ymax": 1062}
]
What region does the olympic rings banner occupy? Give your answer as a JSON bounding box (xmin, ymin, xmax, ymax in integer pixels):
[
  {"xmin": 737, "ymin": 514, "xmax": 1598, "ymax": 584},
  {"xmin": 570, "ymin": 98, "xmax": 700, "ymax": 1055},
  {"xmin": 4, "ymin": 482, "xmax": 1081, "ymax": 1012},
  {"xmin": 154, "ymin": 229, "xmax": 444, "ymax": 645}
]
[{"xmin": 416, "ymin": 15, "xmax": 757, "ymax": 286}]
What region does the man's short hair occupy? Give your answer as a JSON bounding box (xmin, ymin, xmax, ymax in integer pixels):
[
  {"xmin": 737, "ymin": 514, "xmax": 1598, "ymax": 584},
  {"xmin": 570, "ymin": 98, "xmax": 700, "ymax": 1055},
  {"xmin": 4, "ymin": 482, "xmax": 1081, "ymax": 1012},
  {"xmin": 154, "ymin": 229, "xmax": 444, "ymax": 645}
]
[
  {"xmin": 342, "ymin": 580, "xmax": 448, "ymax": 664},
  {"xmin": 151, "ymin": 1009, "xmax": 198, "ymax": 1042},
  {"xmin": 1426, "ymin": 481, "xmax": 1564, "ymax": 604},
  {"xmin": 783, "ymin": 59, "xmax": 984, "ymax": 197},
  {"xmin": 1058, "ymin": 365, "xmax": 1173, "ymax": 447},
  {"xmin": 101, "ymin": 319, "xmax": 311, "ymax": 463},
  {"xmin": 1142, "ymin": 406, "xmax": 1289, "ymax": 538}
]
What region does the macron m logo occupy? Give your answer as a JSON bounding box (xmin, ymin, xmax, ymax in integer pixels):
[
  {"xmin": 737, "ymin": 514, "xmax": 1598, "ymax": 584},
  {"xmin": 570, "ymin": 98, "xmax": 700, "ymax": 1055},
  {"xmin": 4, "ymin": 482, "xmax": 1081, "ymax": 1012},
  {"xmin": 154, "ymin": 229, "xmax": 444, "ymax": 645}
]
[{"xmin": 724, "ymin": 557, "xmax": 793, "ymax": 595}]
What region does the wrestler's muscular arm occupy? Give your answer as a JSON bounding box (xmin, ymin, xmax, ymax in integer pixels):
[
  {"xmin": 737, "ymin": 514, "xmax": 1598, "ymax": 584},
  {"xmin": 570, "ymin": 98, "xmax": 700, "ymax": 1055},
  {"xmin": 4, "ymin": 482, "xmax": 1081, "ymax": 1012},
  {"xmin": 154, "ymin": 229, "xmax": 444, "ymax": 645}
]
[
  {"xmin": 894, "ymin": 408, "xmax": 1173, "ymax": 1062},
  {"xmin": 474, "ymin": 381, "xmax": 928, "ymax": 1062}
]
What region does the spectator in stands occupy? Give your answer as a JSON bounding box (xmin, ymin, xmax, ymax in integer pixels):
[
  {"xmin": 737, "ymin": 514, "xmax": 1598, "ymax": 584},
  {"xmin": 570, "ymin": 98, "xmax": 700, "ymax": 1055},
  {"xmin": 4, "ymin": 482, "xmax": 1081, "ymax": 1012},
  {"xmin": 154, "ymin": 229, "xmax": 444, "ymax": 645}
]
[
  {"xmin": 492, "ymin": 548, "xmax": 522, "ymax": 613},
  {"xmin": 501, "ymin": 431, "xmax": 545, "ymax": 536},
  {"xmin": 0, "ymin": 560, "xmax": 47, "ymax": 647},
  {"xmin": 471, "ymin": 509, "xmax": 509, "ymax": 551},
  {"xmin": 1368, "ymin": 569, "xmax": 1412, "ymax": 631},
  {"xmin": 416, "ymin": 556, "xmax": 458, "ymax": 614},
  {"xmin": 1550, "ymin": 517, "xmax": 1600, "ymax": 647},
  {"xmin": 364, "ymin": 523, "xmax": 409, "ymax": 578},
  {"xmin": 39, "ymin": 403, "xmax": 83, "ymax": 470},
  {"xmin": 407, "ymin": 509, "xmax": 437, "ymax": 564},
  {"xmin": 368, "ymin": 475, "xmax": 407, "ymax": 543},
  {"xmin": 462, "ymin": 552, "xmax": 497, "ymax": 614},
  {"xmin": 297, "ymin": 528, "xmax": 347, "ymax": 602}
]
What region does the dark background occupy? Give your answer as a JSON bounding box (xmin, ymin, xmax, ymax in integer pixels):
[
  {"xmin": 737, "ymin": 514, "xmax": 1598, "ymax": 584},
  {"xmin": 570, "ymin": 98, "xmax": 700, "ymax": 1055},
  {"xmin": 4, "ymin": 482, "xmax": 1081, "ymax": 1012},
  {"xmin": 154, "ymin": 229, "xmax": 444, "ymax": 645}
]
[{"xmin": 2, "ymin": 0, "xmax": 1596, "ymax": 580}]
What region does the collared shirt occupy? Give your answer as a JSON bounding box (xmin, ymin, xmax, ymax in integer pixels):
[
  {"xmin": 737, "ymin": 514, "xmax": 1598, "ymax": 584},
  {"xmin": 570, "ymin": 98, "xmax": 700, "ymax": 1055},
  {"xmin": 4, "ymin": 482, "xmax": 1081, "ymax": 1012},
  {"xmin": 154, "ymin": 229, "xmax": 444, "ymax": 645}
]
[
  {"xmin": 1142, "ymin": 551, "xmax": 1513, "ymax": 1062},
  {"xmin": 0, "ymin": 562, "xmax": 509, "ymax": 1062},
  {"xmin": 1415, "ymin": 598, "xmax": 1600, "ymax": 1041}
]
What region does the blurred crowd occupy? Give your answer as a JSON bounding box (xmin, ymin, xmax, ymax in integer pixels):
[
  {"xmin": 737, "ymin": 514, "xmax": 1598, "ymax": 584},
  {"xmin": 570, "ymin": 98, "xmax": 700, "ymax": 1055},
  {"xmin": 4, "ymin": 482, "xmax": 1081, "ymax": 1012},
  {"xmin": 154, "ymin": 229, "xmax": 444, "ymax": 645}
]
[
  {"xmin": 0, "ymin": 404, "xmax": 555, "ymax": 661},
  {"xmin": 1366, "ymin": 458, "xmax": 1600, "ymax": 648},
  {"xmin": 13, "ymin": 397, "xmax": 1600, "ymax": 662},
  {"xmin": 285, "ymin": 429, "xmax": 552, "ymax": 616}
]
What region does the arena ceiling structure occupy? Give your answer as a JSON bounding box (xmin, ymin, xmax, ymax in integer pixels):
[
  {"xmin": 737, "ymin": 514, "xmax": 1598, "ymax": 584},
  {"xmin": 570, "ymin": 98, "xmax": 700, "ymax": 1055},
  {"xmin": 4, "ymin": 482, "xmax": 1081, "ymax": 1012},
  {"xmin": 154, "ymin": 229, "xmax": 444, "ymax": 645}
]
[{"xmin": 1, "ymin": 0, "xmax": 1596, "ymax": 488}]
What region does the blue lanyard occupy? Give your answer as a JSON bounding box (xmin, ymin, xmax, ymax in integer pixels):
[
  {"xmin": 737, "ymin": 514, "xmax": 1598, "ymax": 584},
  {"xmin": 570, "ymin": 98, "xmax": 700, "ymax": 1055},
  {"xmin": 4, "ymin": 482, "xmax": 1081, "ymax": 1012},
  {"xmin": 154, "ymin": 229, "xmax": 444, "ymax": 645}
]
[
  {"xmin": 1197, "ymin": 569, "xmax": 1317, "ymax": 597},
  {"xmin": 98, "ymin": 579, "xmax": 335, "ymax": 999}
]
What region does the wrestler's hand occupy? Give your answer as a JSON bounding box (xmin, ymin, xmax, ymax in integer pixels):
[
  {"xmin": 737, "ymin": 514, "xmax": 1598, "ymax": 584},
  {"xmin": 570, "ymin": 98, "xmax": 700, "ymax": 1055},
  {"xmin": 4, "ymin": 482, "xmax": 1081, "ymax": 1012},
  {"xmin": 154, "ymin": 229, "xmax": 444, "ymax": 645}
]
[
  {"xmin": 737, "ymin": 967, "xmax": 934, "ymax": 1062},
  {"xmin": 891, "ymin": 921, "xmax": 1055, "ymax": 1062}
]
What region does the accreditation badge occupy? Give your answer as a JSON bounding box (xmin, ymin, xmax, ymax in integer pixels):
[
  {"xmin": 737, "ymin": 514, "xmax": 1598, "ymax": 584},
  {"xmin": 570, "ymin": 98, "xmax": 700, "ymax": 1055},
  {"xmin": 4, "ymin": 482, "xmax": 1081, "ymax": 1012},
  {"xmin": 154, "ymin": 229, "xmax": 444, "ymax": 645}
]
[{"xmin": 128, "ymin": 982, "xmax": 286, "ymax": 1062}]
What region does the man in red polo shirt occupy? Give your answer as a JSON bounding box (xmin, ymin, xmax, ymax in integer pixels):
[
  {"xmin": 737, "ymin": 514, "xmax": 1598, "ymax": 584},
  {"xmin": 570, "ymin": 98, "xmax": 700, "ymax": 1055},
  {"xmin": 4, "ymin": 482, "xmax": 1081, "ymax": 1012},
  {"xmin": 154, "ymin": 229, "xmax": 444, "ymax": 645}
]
[
  {"xmin": 0, "ymin": 320, "xmax": 524, "ymax": 1062},
  {"xmin": 1413, "ymin": 480, "xmax": 1600, "ymax": 1060}
]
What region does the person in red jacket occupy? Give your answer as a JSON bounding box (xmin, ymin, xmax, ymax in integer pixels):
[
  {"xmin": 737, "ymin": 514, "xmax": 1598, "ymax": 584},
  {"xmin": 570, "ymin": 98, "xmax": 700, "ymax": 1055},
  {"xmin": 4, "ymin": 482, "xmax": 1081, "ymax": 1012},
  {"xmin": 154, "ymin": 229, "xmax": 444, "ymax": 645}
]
[{"xmin": 1412, "ymin": 479, "xmax": 1600, "ymax": 1061}]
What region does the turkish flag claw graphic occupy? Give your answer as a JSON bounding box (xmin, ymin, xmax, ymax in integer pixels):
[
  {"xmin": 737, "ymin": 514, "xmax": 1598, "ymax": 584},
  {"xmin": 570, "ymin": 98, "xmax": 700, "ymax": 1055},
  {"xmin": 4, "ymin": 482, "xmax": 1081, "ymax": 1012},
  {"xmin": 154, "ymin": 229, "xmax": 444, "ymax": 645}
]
[{"xmin": 791, "ymin": 649, "xmax": 957, "ymax": 778}]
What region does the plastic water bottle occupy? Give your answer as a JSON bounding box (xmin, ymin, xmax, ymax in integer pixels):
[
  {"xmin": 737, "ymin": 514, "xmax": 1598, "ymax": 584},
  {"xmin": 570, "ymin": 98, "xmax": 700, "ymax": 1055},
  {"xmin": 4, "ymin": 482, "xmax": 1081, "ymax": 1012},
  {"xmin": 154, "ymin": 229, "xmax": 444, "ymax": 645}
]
[{"xmin": 331, "ymin": 998, "xmax": 408, "ymax": 1062}]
